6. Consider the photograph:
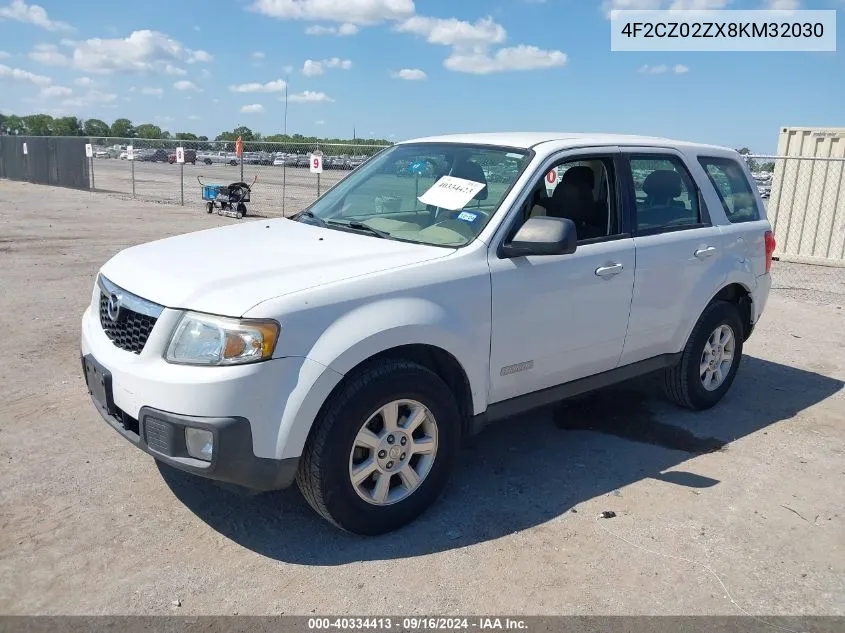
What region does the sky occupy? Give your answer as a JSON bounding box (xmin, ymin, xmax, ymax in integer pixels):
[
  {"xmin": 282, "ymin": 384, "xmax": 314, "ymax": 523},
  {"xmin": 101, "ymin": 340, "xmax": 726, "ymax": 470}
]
[{"xmin": 0, "ymin": 0, "xmax": 843, "ymax": 153}]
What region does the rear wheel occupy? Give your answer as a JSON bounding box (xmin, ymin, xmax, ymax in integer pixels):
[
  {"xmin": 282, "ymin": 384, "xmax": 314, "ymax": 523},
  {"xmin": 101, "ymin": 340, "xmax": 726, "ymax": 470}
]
[
  {"xmin": 236, "ymin": 203, "xmax": 247, "ymax": 216},
  {"xmin": 297, "ymin": 359, "xmax": 461, "ymax": 535},
  {"xmin": 664, "ymin": 300, "xmax": 744, "ymax": 410},
  {"xmin": 206, "ymin": 202, "xmax": 213, "ymax": 214}
]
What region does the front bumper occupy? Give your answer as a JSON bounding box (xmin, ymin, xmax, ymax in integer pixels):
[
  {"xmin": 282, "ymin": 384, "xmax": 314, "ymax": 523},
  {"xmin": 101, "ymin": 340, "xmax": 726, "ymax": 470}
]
[
  {"xmin": 82, "ymin": 360, "xmax": 298, "ymax": 491},
  {"xmin": 80, "ymin": 299, "xmax": 321, "ymax": 491}
]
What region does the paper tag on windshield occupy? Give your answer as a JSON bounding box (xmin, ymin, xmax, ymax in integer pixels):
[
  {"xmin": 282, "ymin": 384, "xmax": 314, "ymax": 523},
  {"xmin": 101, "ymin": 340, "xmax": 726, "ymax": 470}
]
[{"xmin": 418, "ymin": 176, "xmax": 486, "ymax": 211}]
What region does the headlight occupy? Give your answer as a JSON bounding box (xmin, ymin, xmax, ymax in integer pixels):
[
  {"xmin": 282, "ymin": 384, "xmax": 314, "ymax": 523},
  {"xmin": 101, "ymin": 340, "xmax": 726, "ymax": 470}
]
[{"xmin": 165, "ymin": 312, "xmax": 280, "ymax": 366}]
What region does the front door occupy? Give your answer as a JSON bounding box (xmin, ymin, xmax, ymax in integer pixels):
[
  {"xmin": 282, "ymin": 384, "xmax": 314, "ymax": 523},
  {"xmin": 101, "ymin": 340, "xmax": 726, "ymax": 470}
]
[{"xmin": 487, "ymin": 151, "xmax": 636, "ymax": 404}]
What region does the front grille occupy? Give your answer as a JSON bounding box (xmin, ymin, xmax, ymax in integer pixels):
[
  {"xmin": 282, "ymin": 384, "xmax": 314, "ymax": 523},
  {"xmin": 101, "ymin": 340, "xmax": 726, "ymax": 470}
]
[{"xmin": 99, "ymin": 292, "xmax": 157, "ymax": 354}]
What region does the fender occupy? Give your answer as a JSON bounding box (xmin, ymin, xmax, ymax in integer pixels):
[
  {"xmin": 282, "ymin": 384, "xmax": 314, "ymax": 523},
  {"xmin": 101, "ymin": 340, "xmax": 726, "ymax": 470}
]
[
  {"xmin": 274, "ymin": 297, "xmax": 490, "ymax": 460},
  {"xmin": 672, "ymin": 264, "xmax": 757, "ymax": 354}
]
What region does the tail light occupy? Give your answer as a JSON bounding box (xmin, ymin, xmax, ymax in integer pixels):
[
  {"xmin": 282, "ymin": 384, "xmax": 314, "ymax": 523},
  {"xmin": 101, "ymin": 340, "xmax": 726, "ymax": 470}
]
[{"xmin": 764, "ymin": 230, "xmax": 776, "ymax": 273}]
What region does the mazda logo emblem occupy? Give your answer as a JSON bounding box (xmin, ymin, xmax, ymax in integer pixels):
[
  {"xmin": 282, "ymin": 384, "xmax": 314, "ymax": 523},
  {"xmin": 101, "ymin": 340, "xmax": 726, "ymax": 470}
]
[{"xmin": 106, "ymin": 293, "xmax": 121, "ymax": 322}]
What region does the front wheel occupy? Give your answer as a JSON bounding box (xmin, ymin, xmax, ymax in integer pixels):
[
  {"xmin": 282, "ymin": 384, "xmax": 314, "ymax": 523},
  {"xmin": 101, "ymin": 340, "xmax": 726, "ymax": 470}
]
[
  {"xmin": 664, "ymin": 300, "xmax": 744, "ymax": 410},
  {"xmin": 206, "ymin": 201, "xmax": 214, "ymax": 214},
  {"xmin": 297, "ymin": 359, "xmax": 461, "ymax": 535}
]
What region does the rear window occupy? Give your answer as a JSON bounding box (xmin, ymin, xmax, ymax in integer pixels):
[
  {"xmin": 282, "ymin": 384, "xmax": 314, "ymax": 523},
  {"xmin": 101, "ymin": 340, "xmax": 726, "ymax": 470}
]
[{"xmin": 698, "ymin": 156, "xmax": 761, "ymax": 224}]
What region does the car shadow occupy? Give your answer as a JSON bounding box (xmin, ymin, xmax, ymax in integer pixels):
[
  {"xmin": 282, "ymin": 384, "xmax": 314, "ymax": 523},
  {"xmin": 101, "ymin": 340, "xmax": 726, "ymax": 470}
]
[{"xmin": 158, "ymin": 356, "xmax": 843, "ymax": 564}]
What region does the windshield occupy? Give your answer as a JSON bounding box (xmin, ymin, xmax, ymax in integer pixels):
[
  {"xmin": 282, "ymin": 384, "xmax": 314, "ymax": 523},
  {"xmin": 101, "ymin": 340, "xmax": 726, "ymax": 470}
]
[{"xmin": 297, "ymin": 143, "xmax": 531, "ymax": 247}]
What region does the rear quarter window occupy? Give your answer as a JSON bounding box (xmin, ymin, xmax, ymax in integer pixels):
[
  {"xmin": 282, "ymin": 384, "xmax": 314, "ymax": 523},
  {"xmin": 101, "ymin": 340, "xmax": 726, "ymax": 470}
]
[{"xmin": 698, "ymin": 156, "xmax": 761, "ymax": 224}]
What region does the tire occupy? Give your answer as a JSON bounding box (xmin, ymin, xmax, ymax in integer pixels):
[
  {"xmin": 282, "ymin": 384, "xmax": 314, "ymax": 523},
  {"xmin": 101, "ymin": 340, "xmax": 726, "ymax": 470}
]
[
  {"xmin": 236, "ymin": 203, "xmax": 247, "ymax": 216},
  {"xmin": 204, "ymin": 159, "xmax": 212, "ymax": 165},
  {"xmin": 297, "ymin": 359, "xmax": 461, "ymax": 535},
  {"xmin": 206, "ymin": 202, "xmax": 214, "ymax": 214},
  {"xmin": 664, "ymin": 300, "xmax": 744, "ymax": 410},
  {"xmin": 236, "ymin": 212, "xmax": 243, "ymax": 219}
]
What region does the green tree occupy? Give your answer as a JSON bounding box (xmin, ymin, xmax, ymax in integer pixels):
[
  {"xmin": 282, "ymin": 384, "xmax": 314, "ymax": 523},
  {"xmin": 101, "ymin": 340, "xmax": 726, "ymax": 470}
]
[
  {"xmin": 83, "ymin": 118, "xmax": 110, "ymax": 137},
  {"xmin": 3, "ymin": 115, "xmax": 25, "ymax": 135},
  {"xmin": 161, "ymin": 130, "xmax": 172, "ymax": 140},
  {"xmin": 760, "ymin": 162, "xmax": 775, "ymax": 173},
  {"xmin": 22, "ymin": 114, "xmax": 54, "ymax": 136},
  {"xmin": 110, "ymin": 118, "xmax": 135, "ymax": 138},
  {"xmin": 736, "ymin": 147, "xmax": 758, "ymax": 172},
  {"xmin": 52, "ymin": 116, "xmax": 83, "ymax": 136},
  {"xmin": 175, "ymin": 132, "xmax": 198, "ymax": 141},
  {"xmin": 135, "ymin": 123, "xmax": 163, "ymax": 139}
]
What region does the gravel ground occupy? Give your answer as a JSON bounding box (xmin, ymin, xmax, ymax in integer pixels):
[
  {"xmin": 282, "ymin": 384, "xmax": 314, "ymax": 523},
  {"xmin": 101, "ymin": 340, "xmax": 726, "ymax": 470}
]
[{"xmin": 0, "ymin": 181, "xmax": 843, "ymax": 616}]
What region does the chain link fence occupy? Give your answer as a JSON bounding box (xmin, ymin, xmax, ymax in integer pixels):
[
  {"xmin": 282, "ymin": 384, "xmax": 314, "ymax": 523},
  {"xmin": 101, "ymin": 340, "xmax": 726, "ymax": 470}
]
[
  {"xmin": 743, "ymin": 154, "xmax": 845, "ymax": 305},
  {"xmin": 1, "ymin": 138, "xmax": 843, "ymax": 305},
  {"xmin": 79, "ymin": 137, "xmax": 390, "ymax": 218}
]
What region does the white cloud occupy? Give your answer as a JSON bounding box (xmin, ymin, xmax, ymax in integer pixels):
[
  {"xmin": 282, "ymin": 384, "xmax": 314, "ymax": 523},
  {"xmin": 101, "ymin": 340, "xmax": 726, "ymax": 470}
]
[
  {"xmin": 28, "ymin": 43, "xmax": 68, "ymax": 66},
  {"xmin": 251, "ymin": 51, "xmax": 266, "ymax": 59},
  {"xmin": 61, "ymin": 89, "xmax": 117, "ymax": 107},
  {"xmin": 193, "ymin": 25, "xmax": 201, "ymax": 32},
  {"xmin": 0, "ymin": 63, "xmax": 51, "ymax": 85},
  {"xmin": 445, "ymin": 45, "xmax": 567, "ymax": 74},
  {"xmin": 315, "ymin": 119, "xmax": 325, "ymax": 125},
  {"xmin": 0, "ymin": 0, "xmax": 71, "ymax": 31},
  {"xmin": 141, "ymin": 86, "xmax": 164, "ymax": 96},
  {"xmin": 173, "ymin": 80, "xmax": 200, "ymax": 91},
  {"xmin": 637, "ymin": 63, "xmax": 689, "ymax": 74},
  {"xmin": 229, "ymin": 79, "xmax": 287, "ymax": 92},
  {"xmin": 188, "ymin": 49, "xmax": 212, "ymax": 63},
  {"xmin": 305, "ymin": 23, "xmax": 359, "ymax": 36},
  {"xmin": 28, "ymin": 30, "xmax": 212, "ymax": 75},
  {"xmin": 287, "ymin": 90, "xmax": 333, "ymax": 103},
  {"xmin": 602, "ymin": 0, "xmax": 731, "ymax": 17},
  {"xmin": 154, "ymin": 115, "xmax": 174, "ymax": 124},
  {"xmin": 282, "ymin": 65, "xmax": 294, "ymax": 74},
  {"xmin": 302, "ymin": 57, "xmax": 352, "ymax": 76},
  {"xmin": 764, "ymin": 0, "xmax": 800, "ymax": 8},
  {"xmin": 40, "ymin": 84, "xmax": 71, "ymax": 96},
  {"xmin": 392, "ymin": 68, "xmax": 426, "ymax": 80},
  {"xmin": 188, "ymin": 114, "xmax": 201, "ymax": 120},
  {"xmin": 396, "ymin": 15, "xmax": 506, "ymax": 47},
  {"xmin": 0, "ymin": 51, "xmax": 10, "ymax": 59},
  {"xmin": 249, "ymin": 0, "xmax": 414, "ymax": 25},
  {"xmin": 74, "ymin": 76, "xmax": 93, "ymax": 86},
  {"xmin": 165, "ymin": 64, "xmax": 186, "ymax": 76},
  {"xmin": 240, "ymin": 103, "xmax": 265, "ymax": 113}
]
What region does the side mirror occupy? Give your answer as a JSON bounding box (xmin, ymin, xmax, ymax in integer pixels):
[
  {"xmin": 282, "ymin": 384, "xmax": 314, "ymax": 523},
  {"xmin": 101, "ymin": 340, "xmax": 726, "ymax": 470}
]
[{"xmin": 501, "ymin": 216, "xmax": 578, "ymax": 258}]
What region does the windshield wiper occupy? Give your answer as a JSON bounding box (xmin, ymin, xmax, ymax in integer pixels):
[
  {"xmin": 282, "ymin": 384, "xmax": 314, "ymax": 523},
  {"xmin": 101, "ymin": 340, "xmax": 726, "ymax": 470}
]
[
  {"xmin": 293, "ymin": 210, "xmax": 328, "ymax": 226},
  {"xmin": 326, "ymin": 219, "xmax": 392, "ymax": 239}
]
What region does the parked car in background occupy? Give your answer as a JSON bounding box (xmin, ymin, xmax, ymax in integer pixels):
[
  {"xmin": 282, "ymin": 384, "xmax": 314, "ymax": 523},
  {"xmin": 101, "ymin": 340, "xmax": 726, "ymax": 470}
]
[
  {"xmin": 138, "ymin": 149, "xmax": 169, "ymax": 163},
  {"xmin": 198, "ymin": 151, "xmax": 239, "ymax": 166},
  {"xmin": 168, "ymin": 149, "xmax": 197, "ymax": 165},
  {"xmin": 94, "ymin": 148, "xmax": 111, "ymax": 159},
  {"xmin": 348, "ymin": 156, "xmax": 367, "ymax": 170}
]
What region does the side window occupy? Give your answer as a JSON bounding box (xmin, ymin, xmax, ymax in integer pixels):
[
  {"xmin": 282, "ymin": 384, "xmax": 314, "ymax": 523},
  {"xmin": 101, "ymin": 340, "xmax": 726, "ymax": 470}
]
[
  {"xmin": 698, "ymin": 156, "xmax": 761, "ymax": 224},
  {"xmin": 628, "ymin": 155, "xmax": 703, "ymax": 233},
  {"xmin": 527, "ymin": 157, "xmax": 619, "ymax": 242}
]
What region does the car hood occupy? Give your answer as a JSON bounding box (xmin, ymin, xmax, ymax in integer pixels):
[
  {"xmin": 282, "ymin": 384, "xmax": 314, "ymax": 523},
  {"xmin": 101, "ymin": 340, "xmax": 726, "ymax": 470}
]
[{"xmin": 100, "ymin": 219, "xmax": 453, "ymax": 316}]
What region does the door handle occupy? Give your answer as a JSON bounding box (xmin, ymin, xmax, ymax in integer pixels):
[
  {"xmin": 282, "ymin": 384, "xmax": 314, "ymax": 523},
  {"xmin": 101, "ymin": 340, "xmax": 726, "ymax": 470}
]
[
  {"xmin": 694, "ymin": 246, "xmax": 717, "ymax": 260},
  {"xmin": 595, "ymin": 263, "xmax": 624, "ymax": 279}
]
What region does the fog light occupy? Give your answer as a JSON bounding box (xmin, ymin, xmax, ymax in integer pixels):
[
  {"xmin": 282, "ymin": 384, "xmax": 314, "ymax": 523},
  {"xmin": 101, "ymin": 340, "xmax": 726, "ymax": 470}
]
[{"xmin": 185, "ymin": 428, "xmax": 213, "ymax": 462}]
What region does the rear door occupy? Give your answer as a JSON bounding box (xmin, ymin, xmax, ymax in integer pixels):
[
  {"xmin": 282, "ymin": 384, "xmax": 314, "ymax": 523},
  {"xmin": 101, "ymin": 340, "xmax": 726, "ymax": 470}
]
[
  {"xmin": 618, "ymin": 148, "xmax": 725, "ymax": 366},
  {"xmin": 696, "ymin": 155, "xmax": 772, "ymax": 278}
]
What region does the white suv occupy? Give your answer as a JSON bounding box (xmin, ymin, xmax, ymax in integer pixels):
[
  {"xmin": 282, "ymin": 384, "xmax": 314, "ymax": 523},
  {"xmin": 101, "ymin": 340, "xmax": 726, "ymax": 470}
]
[{"xmin": 81, "ymin": 133, "xmax": 775, "ymax": 534}]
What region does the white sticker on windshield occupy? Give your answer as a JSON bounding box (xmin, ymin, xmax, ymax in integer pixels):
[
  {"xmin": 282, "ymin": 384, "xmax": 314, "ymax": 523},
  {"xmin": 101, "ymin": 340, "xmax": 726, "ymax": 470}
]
[{"xmin": 418, "ymin": 176, "xmax": 487, "ymax": 211}]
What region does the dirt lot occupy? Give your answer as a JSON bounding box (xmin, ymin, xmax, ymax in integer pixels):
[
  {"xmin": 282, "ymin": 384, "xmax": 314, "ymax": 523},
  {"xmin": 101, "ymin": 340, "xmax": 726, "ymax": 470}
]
[{"xmin": 0, "ymin": 181, "xmax": 843, "ymax": 616}]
